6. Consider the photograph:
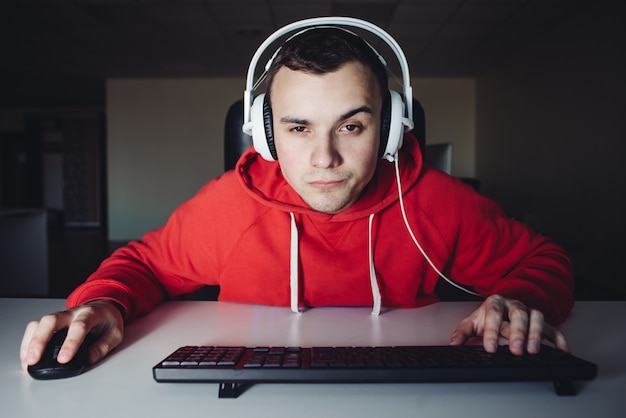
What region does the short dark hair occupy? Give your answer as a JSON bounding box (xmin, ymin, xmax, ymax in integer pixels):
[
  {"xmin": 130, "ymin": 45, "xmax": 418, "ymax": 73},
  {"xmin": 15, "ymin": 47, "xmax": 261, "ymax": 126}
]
[{"xmin": 266, "ymin": 27, "xmax": 388, "ymax": 98}]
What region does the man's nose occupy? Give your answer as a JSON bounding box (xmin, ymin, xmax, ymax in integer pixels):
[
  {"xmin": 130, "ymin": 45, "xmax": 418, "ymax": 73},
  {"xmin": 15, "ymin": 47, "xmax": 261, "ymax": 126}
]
[{"xmin": 310, "ymin": 132, "xmax": 342, "ymax": 168}]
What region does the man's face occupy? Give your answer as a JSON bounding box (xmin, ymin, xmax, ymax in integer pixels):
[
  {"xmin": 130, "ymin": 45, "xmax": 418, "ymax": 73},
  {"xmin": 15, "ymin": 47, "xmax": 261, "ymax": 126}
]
[{"xmin": 270, "ymin": 61, "xmax": 382, "ymax": 214}]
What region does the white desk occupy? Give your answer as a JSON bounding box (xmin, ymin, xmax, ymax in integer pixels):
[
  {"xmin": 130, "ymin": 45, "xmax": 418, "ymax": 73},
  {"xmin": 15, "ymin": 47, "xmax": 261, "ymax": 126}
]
[{"xmin": 1, "ymin": 298, "xmax": 624, "ymax": 417}]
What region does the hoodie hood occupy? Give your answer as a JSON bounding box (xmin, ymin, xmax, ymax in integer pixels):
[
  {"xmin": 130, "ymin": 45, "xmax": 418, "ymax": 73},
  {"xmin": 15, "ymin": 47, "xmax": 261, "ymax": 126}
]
[
  {"xmin": 235, "ymin": 133, "xmax": 424, "ymax": 315},
  {"xmin": 236, "ymin": 132, "xmax": 424, "ymax": 221}
]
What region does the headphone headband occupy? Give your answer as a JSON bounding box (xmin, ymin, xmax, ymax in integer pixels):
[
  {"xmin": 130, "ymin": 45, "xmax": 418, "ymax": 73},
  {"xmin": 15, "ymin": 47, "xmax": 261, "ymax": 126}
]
[{"xmin": 242, "ymin": 17, "xmax": 414, "ymax": 135}]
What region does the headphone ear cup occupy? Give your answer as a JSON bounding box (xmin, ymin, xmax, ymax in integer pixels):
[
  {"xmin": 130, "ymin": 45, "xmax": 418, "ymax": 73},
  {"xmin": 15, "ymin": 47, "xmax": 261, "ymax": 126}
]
[
  {"xmin": 250, "ymin": 93, "xmax": 278, "ymax": 161},
  {"xmin": 379, "ymin": 91, "xmax": 392, "ymax": 159},
  {"xmin": 381, "ymin": 90, "xmax": 405, "ymax": 161},
  {"xmin": 262, "ymin": 94, "xmax": 278, "ymax": 160}
]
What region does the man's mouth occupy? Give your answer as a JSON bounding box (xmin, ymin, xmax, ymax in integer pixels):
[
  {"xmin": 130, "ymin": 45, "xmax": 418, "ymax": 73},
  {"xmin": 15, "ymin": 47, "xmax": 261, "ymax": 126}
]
[{"xmin": 309, "ymin": 179, "xmax": 345, "ymax": 189}]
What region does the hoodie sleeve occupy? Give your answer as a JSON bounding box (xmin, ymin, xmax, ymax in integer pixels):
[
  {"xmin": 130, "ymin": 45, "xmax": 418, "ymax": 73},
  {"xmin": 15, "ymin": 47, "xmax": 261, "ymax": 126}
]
[
  {"xmin": 431, "ymin": 175, "xmax": 575, "ymax": 325},
  {"xmin": 66, "ymin": 180, "xmax": 227, "ymax": 321}
]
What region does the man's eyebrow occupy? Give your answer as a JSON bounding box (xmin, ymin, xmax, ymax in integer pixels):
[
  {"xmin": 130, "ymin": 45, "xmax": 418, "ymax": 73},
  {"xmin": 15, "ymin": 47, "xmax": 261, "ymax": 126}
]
[
  {"xmin": 339, "ymin": 106, "xmax": 373, "ymax": 121},
  {"xmin": 279, "ymin": 106, "xmax": 373, "ymax": 125},
  {"xmin": 279, "ymin": 116, "xmax": 310, "ymax": 125}
]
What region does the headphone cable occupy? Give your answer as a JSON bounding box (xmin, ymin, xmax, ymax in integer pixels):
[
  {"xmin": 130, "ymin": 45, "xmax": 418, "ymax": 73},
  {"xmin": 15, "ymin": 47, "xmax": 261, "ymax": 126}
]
[{"xmin": 392, "ymin": 154, "xmax": 484, "ymax": 298}]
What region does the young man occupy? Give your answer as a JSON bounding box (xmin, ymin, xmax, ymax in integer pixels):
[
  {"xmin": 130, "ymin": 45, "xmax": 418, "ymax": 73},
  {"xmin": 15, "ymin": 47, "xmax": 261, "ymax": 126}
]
[{"xmin": 21, "ymin": 23, "xmax": 573, "ymax": 371}]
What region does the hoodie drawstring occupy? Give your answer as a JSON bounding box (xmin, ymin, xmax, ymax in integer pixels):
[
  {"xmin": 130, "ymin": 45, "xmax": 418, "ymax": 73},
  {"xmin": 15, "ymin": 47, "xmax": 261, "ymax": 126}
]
[
  {"xmin": 289, "ymin": 212, "xmax": 301, "ymax": 313},
  {"xmin": 288, "ymin": 212, "xmax": 382, "ymax": 315},
  {"xmin": 368, "ymin": 213, "xmax": 382, "ymax": 315}
]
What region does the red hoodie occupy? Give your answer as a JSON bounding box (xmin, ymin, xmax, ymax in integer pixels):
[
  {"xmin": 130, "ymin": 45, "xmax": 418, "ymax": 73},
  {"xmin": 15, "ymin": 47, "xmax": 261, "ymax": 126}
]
[{"xmin": 67, "ymin": 134, "xmax": 574, "ymax": 323}]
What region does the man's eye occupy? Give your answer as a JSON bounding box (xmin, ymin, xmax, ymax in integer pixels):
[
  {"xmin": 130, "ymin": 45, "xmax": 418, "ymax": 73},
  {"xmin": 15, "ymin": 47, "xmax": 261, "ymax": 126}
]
[
  {"xmin": 341, "ymin": 124, "xmax": 361, "ymax": 133},
  {"xmin": 290, "ymin": 126, "xmax": 307, "ymax": 133}
]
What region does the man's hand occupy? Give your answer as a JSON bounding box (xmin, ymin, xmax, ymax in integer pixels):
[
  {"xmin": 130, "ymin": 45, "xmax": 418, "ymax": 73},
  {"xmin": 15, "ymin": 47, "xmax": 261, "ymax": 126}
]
[
  {"xmin": 20, "ymin": 300, "xmax": 124, "ymax": 370},
  {"xmin": 449, "ymin": 294, "xmax": 569, "ymax": 355}
]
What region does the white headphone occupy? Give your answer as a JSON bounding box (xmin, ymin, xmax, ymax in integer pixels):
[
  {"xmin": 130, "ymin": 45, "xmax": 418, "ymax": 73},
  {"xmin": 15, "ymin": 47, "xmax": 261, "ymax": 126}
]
[{"xmin": 242, "ymin": 17, "xmax": 415, "ymax": 163}]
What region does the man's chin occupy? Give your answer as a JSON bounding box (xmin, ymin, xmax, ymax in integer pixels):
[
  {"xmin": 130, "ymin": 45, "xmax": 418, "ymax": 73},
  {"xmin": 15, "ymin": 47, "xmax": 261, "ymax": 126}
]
[{"xmin": 305, "ymin": 194, "xmax": 355, "ymax": 215}]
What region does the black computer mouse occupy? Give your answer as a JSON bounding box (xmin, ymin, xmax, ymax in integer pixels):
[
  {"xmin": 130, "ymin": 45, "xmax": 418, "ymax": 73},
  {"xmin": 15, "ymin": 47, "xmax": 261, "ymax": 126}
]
[{"xmin": 27, "ymin": 328, "xmax": 90, "ymax": 380}]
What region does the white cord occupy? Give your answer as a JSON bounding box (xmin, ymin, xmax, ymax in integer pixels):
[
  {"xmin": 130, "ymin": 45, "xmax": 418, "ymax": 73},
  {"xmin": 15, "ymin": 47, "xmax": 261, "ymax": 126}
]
[{"xmin": 392, "ymin": 155, "xmax": 483, "ymax": 298}]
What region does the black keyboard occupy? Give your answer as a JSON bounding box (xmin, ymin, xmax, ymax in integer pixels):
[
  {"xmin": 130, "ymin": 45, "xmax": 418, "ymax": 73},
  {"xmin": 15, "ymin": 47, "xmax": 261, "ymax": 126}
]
[{"xmin": 152, "ymin": 345, "xmax": 597, "ymax": 398}]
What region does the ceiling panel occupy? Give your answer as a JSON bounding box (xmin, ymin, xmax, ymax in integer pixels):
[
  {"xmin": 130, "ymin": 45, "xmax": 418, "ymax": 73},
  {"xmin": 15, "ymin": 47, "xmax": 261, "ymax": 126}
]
[{"xmin": 0, "ymin": 0, "xmax": 604, "ymax": 106}]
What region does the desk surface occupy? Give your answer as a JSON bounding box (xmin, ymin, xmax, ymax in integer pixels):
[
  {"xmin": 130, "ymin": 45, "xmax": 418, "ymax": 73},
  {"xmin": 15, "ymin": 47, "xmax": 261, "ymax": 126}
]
[{"xmin": 1, "ymin": 298, "xmax": 624, "ymax": 417}]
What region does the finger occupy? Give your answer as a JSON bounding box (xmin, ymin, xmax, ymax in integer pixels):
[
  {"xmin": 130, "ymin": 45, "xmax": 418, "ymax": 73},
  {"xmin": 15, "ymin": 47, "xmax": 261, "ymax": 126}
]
[
  {"xmin": 58, "ymin": 302, "xmax": 120, "ymax": 364},
  {"xmin": 498, "ymin": 320, "xmax": 511, "ymax": 340},
  {"xmin": 21, "ymin": 313, "xmax": 69, "ymax": 367},
  {"xmin": 525, "ymin": 309, "xmax": 544, "ymax": 354},
  {"xmin": 541, "ymin": 323, "xmax": 571, "ymax": 353},
  {"xmin": 482, "ymin": 298, "xmax": 505, "ymax": 352},
  {"xmin": 69, "ymin": 301, "xmax": 125, "ymax": 365},
  {"xmin": 57, "ymin": 319, "xmax": 92, "ymax": 364},
  {"xmin": 552, "ymin": 329, "xmax": 570, "ymax": 353},
  {"xmin": 86, "ymin": 326, "xmax": 124, "ymax": 365},
  {"xmin": 20, "ymin": 321, "xmax": 40, "ymax": 369},
  {"xmin": 506, "ymin": 301, "xmax": 530, "ymax": 355},
  {"xmin": 449, "ymin": 318, "xmax": 474, "ymax": 346}
]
